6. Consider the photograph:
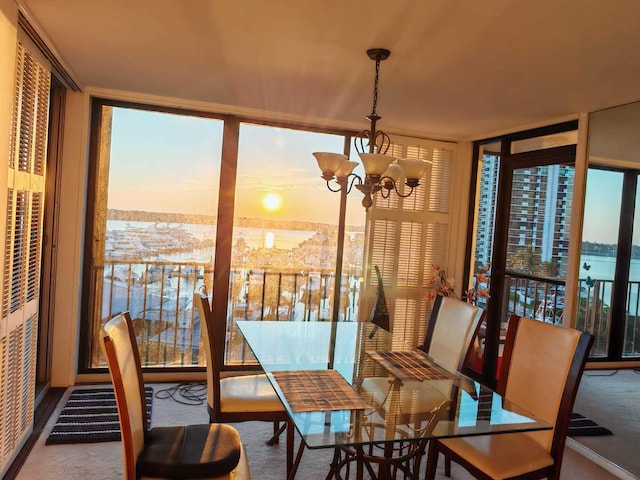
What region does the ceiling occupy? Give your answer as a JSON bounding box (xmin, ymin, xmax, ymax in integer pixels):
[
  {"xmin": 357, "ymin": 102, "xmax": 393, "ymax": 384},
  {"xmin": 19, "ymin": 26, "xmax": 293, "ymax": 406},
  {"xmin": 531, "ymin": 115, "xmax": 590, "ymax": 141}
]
[{"xmin": 19, "ymin": 0, "xmax": 640, "ymax": 141}]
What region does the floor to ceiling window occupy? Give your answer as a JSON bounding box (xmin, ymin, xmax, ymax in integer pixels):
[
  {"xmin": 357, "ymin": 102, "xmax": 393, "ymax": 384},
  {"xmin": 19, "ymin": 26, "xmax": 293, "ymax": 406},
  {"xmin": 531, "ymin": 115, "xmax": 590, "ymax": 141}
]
[
  {"xmin": 577, "ymin": 167, "xmax": 640, "ymax": 360},
  {"xmin": 80, "ymin": 99, "xmax": 367, "ymax": 371},
  {"xmin": 225, "ymin": 122, "xmax": 366, "ymax": 365},
  {"xmin": 80, "ymin": 99, "xmax": 458, "ymax": 373},
  {"xmin": 578, "ymin": 100, "xmax": 640, "ymax": 362},
  {"xmin": 80, "ymin": 102, "xmax": 224, "ymax": 369}
]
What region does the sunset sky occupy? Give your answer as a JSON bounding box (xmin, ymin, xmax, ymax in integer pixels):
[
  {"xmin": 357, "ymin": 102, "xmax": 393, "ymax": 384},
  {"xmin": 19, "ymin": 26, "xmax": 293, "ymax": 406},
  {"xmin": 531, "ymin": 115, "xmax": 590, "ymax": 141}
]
[
  {"xmin": 108, "ymin": 107, "xmax": 366, "ymax": 227},
  {"xmin": 108, "ymin": 107, "xmax": 628, "ymax": 244}
]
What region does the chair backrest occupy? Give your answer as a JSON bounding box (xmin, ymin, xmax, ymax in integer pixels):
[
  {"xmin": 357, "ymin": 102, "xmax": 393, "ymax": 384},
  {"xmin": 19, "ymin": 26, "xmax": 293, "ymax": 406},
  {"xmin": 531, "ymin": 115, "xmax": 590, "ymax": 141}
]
[
  {"xmin": 421, "ymin": 295, "xmax": 485, "ymax": 372},
  {"xmin": 498, "ymin": 315, "xmax": 593, "ymax": 469},
  {"xmin": 193, "ymin": 287, "xmax": 220, "ymax": 415},
  {"xmin": 100, "ymin": 312, "xmax": 148, "ymax": 480},
  {"xmin": 369, "ymin": 265, "xmax": 390, "ymax": 331}
]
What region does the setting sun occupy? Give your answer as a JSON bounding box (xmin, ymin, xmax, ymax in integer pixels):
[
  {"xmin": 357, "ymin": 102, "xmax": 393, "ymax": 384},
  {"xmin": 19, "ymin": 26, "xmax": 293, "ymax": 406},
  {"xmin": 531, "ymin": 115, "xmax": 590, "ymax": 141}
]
[{"xmin": 262, "ymin": 193, "xmax": 282, "ymax": 211}]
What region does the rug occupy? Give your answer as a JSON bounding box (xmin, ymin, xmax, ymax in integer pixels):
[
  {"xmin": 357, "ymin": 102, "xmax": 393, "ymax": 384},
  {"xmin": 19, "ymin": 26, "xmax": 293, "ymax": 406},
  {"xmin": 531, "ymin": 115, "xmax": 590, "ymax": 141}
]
[
  {"xmin": 568, "ymin": 412, "xmax": 613, "ymax": 436},
  {"xmin": 45, "ymin": 387, "xmax": 153, "ymax": 445}
]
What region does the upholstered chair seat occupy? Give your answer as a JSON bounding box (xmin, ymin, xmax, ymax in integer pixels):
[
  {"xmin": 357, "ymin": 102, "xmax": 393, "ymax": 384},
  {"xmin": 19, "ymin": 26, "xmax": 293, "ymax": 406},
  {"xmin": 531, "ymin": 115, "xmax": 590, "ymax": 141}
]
[
  {"xmin": 437, "ymin": 433, "xmax": 554, "ymax": 479},
  {"xmin": 219, "ymin": 374, "xmax": 284, "ymax": 413},
  {"xmin": 138, "ymin": 424, "xmax": 246, "ymax": 479}
]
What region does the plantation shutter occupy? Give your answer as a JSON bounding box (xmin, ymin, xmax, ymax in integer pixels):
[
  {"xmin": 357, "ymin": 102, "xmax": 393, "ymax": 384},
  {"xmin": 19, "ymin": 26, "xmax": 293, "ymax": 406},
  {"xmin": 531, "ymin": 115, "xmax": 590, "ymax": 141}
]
[
  {"xmin": 0, "ymin": 42, "xmax": 49, "ymax": 474},
  {"xmin": 364, "ymin": 135, "xmax": 455, "ymax": 348}
]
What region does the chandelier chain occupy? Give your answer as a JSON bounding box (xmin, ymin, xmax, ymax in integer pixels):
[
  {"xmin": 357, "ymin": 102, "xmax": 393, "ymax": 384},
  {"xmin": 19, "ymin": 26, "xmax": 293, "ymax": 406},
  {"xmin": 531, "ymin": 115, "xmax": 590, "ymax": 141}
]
[{"xmin": 371, "ymin": 57, "xmax": 381, "ymax": 117}]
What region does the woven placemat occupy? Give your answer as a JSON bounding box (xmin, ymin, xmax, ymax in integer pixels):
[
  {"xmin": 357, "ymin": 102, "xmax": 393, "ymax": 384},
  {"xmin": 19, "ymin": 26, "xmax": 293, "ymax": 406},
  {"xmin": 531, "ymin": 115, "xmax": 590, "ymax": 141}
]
[
  {"xmin": 271, "ymin": 370, "xmax": 370, "ymax": 413},
  {"xmin": 367, "ymin": 350, "xmax": 456, "ymax": 381}
]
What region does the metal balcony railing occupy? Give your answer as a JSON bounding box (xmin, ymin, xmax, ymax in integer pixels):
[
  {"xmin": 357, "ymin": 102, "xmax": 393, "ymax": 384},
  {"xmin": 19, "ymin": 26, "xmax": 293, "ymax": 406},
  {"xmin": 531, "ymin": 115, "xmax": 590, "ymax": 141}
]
[
  {"xmin": 94, "ymin": 260, "xmax": 640, "ymax": 368},
  {"xmin": 94, "ymin": 260, "xmax": 361, "ymax": 368},
  {"xmin": 476, "ymin": 273, "xmax": 638, "ymax": 359}
]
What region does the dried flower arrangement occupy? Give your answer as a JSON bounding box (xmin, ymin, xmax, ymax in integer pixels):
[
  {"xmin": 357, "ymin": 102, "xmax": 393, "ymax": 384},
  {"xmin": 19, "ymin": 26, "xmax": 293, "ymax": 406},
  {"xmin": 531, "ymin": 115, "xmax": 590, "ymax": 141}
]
[
  {"xmin": 425, "ymin": 264, "xmax": 458, "ymax": 303},
  {"xmin": 466, "ymin": 263, "xmax": 491, "ymax": 305},
  {"xmin": 425, "ymin": 263, "xmax": 491, "ymax": 305}
]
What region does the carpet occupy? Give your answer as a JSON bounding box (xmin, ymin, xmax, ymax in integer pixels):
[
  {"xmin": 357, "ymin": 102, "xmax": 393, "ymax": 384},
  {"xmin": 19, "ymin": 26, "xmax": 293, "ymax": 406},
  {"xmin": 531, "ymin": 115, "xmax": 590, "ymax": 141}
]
[
  {"xmin": 45, "ymin": 387, "xmax": 153, "ymax": 445},
  {"xmin": 568, "ymin": 412, "xmax": 613, "ymax": 437}
]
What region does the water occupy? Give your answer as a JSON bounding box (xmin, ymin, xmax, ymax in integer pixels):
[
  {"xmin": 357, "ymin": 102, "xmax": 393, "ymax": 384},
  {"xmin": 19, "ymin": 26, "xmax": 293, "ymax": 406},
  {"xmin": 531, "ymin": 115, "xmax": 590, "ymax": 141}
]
[
  {"xmin": 579, "ymin": 253, "xmax": 640, "ymax": 312},
  {"xmin": 107, "ymin": 220, "xmax": 323, "ymax": 251},
  {"xmin": 579, "ymin": 253, "xmax": 640, "ymax": 281}
]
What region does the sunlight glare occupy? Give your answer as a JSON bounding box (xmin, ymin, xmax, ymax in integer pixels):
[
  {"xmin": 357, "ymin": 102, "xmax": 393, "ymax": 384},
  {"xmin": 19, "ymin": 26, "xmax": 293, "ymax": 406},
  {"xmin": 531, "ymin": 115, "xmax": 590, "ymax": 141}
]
[{"xmin": 263, "ymin": 193, "xmax": 282, "ymax": 211}]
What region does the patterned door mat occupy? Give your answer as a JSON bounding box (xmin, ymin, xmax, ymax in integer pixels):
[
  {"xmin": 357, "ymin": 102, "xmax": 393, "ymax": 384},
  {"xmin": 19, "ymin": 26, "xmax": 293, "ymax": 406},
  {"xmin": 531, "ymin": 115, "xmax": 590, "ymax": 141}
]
[
  {"xmin": 568, "ymin": 412, "xmax": 613, "ymax": 436},
  {"xmin": 46, "ymin": 386, "xmax": 153, "ymax": 445}
]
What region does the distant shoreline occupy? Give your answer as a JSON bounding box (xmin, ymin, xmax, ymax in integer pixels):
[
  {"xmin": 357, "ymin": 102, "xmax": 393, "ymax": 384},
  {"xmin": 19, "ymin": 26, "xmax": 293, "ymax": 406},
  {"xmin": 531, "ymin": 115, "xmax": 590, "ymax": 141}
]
[{"xmin": 107, "ymin": 209, "xmax": 365, "ymax": 233}]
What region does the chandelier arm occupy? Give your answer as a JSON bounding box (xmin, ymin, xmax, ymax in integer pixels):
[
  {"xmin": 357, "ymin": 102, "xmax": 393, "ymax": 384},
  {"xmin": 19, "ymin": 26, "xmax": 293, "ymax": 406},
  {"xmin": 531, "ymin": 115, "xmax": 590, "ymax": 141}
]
[
  {"xmin": 326, "ymin": 180, "xmax": 343, "ymax": 193},
  {"xmin": 374, "ymin": 131, "xmax": 391, "ymax": 155},
  {"xmin": 355, "ymin": 130, "xmax": 371, "ymax": 155},
  {"xmin": 345, "ymin": 173, "xmax": 364, "ymax": 194},
  {"xmin": 394, "ymin": 184, "xmax": 416, "ymax": 198}
]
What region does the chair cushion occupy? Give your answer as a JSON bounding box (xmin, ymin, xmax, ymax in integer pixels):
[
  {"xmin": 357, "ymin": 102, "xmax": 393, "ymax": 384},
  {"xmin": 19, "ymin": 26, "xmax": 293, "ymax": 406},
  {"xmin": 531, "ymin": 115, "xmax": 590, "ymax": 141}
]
[
  {"xmin": 440, "ymin": 432, "xmax": 554, "ymax": 479},
  {"xmin": 220, "ymin": 374, "xmax": 284, "ymax": 413},
  {"xmin": 137, "ymin": 423, "xmax": 241, "ymax": 479}
]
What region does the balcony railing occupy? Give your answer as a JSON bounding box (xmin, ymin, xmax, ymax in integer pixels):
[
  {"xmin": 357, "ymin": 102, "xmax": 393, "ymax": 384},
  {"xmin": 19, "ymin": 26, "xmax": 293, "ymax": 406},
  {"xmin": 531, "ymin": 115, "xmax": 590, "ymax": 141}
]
[
  {"xmin": 94, "ymin": 260, "xmax": 640, "ymax": 369},
  {"xmin": 503, "ymin": 271, "xmax": 565, "ymax": 324},
  {"xmin": 94, "ymin": 260, "xmax": 361, "ymax": 368}
]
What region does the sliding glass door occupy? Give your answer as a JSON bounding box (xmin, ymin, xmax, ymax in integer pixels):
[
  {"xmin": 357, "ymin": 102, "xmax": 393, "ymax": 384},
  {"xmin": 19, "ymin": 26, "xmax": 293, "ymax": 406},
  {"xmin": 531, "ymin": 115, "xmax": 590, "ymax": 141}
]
[{"xmin": 468, "ymin": 123, "xmax": 578, "ymax": 383}]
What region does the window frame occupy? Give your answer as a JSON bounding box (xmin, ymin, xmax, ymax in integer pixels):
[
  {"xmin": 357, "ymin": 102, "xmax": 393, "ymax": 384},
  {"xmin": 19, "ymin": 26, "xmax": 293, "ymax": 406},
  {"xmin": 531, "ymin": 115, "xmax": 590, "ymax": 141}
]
[
  {"xmin": 78, "ymin": 97, "xmax": 358, "ymax": 373},
  {"xmin": 466, "ymin": 120, "xmax": 579, "ymax": 385}
]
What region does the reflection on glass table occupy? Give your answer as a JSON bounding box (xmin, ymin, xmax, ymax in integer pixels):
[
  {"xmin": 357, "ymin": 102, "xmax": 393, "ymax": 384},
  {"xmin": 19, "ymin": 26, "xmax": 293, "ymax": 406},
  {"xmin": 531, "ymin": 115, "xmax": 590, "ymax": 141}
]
[{"xmin": 236, "ymin": 320, "xmax": 550, "ymax": 479}]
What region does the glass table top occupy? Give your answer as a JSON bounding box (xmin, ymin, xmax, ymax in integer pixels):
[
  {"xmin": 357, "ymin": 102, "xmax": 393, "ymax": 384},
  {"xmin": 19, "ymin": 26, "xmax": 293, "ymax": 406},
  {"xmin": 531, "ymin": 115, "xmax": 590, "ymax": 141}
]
[{"xmin": 236, "ymin": 320, "xmax": 550, "ymax": 449}]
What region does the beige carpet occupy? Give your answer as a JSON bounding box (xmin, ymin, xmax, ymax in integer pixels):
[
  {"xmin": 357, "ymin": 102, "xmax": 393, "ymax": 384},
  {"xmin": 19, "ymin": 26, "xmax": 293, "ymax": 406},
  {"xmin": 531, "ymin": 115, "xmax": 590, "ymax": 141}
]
[
  {"xmin": 573, "ymin": 369, "xmax": 640, "ymax": 479},
  {"xmin": 16, "ymin": 383, "xmax": 620, "ymax": 480}
]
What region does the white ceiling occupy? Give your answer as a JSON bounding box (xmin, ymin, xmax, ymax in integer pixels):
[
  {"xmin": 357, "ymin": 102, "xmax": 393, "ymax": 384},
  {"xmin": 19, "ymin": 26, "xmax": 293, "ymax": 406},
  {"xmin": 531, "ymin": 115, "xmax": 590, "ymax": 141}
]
[{"xmin": 19, "ymin": 0, "xmax": 640, "ymax": 141}]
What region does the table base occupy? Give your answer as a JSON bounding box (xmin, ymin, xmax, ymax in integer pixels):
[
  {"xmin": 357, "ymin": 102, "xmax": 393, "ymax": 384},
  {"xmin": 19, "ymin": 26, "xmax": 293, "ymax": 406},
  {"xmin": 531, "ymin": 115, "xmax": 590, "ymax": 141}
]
[{"xmin": 327, "ymin": 438, "xmax": 428, "ymax": 480}]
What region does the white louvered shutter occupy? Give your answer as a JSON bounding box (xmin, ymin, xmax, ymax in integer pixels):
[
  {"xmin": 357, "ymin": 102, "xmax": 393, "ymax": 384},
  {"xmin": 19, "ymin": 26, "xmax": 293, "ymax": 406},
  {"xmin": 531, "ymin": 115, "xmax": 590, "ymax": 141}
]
[
  {"xmin": 0, "ymin": 43, "xmax": 49, "ymax": 474},
  {"xmin": 364, "ymin": 136, "xmax": 455, "ymax": 348}
]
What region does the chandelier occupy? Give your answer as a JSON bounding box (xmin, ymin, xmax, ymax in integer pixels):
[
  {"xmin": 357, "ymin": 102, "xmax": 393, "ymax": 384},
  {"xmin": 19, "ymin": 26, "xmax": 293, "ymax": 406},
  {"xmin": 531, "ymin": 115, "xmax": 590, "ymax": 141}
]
[{"xmin": 314, "ymin": 48, "xmax": 431, "ymax": 209}]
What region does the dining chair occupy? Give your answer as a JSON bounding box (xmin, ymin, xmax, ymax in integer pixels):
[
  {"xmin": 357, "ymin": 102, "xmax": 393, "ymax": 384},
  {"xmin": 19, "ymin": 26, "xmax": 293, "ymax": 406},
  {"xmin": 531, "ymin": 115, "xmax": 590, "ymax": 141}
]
[
  {"xmin": 351, "ymin": 295, "xmax": 484, "ymax": 478},
  {"xmin": 101, "ymin": 311, "xmax": 251, "ymax": 480},
  {"xmin": 193, "ymin": 288, "xmax": 293, "ymax": 477},
  {"xmin": 424, "ymin": 314, "xmax": 594, "ymax": 480},
  {"xmin": 361, "ymin": 295, "xmax": 485, "ymax": 413},
  {"xmin": 419, "ymin": 295, "xmax": 486, "ymax": 371}
]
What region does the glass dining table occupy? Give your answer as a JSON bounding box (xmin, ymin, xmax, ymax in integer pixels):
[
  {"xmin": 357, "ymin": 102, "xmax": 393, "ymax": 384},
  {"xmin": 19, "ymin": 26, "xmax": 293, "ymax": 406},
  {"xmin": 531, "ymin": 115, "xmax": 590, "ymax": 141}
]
[{"xmin": 236, "ymin": 320, "xmax": 550, "ymax": 480}]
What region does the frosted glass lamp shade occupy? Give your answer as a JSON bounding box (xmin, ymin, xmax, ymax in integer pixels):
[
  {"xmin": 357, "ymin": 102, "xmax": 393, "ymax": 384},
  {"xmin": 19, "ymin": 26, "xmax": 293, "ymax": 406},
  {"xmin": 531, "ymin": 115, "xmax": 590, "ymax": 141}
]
[
  {"xmin": 335, "ymin": 160, "xmax": 359, "ymax": 178},
  {"xmin": 314, "ymin": 152, "xmax": 348, "ymax": 180},
  {"xmin": 359, "ymin": 153, "xmax": 394, "ymax": 176},
  {"xmin": 382, "ymin": 162, "xmax": 403, "ymax": 182},
  {"xmin": 397, "ymin": 158, "xmax": 430, "ymax": 180}
]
